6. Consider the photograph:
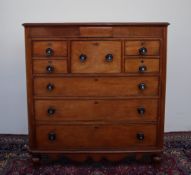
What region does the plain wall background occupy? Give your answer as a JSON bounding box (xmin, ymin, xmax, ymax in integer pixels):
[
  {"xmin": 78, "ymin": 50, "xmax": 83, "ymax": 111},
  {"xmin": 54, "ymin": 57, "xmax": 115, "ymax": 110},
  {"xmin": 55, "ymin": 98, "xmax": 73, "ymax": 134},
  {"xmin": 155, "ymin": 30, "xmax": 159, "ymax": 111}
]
[{"xmin": 0, "ymin": 0, "xmax": 191, "ymax": 134}]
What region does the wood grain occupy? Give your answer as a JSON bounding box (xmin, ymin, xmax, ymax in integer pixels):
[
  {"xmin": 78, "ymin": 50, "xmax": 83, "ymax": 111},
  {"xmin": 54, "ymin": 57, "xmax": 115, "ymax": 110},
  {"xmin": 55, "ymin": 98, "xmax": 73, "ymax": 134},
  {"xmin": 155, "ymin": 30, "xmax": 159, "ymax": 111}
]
[
  {"xmin": 34, "ymin": 76, "xmax": 159, "ymax": 97},
  {"xmin": 32, "ymin": 41, "xmax": 67, "ymax": 57},
  {"xmin": 80, "ymin": 27, "xmax": 112, "ymax": 37},
  {"xmin": 71, "ymin": 41, "xmax": 121, "ymax": 73},
  {"xmin": 34, "ymin": 99, "xmax": 158, "ymax": 122},
  {"xmin": 36, "ymin": 124, "xmax": 157, "ymax": 150},
  {"xmin": 125, "ymin": 59, "xmax": 159, "ymax": 73},
  {"xmin": 125, "ymin": 41, "xmax": 160, "ymax": 56},
  {"xmin": 33, "ymin": 60, "xmax": 67, "ymax": 74}
]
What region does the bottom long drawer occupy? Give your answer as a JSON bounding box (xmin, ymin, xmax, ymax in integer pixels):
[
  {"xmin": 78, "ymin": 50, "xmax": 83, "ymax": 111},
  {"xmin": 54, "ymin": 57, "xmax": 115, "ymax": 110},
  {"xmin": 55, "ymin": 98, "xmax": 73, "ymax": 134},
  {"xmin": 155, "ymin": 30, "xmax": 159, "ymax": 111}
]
[{"xmin": 35, "ymin": 124, "xmax": 157, "ymax": 150}]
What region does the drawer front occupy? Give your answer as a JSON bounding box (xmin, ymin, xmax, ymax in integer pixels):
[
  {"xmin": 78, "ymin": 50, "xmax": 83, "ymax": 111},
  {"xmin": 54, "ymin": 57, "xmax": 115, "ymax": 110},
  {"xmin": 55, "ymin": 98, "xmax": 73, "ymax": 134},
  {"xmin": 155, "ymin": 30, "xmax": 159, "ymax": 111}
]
[
  {"xmin": 71, "ymin": 41, "xmax": 121, "ymax": 73},
  {"xmin": 34, "ymin": 77, "xmax": 159, "ymax": 97},
  {"xmin": 35, "ymin": 99, "xmax": 158, "ymax": 121},
  {"xmin": 79, "ymin": 27, "xmax": 113, "ymax": 37},
  {"xmin": 33, "ymin": 60, "xmax": 67, "ymax": 74},
  {"xmin": 32, "ymin": 41, "xmax": 67, "ymax": 57},
  {"xmin": 36, "ymin": 124, "xmax": 157, "ymax": 150},
  {"xmin": 125, "ymin": 59, "xmax": 159, "ymax": 73},
  {"xmin": 125, "ymin": 41, "xmax": 160, "ymax": 56}
]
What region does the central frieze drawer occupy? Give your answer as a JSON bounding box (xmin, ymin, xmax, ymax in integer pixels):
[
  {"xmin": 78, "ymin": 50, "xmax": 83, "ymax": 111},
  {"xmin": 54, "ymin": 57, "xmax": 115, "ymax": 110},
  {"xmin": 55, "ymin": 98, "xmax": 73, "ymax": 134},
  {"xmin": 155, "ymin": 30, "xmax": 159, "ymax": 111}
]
[
  {"xmin": 36, "ymin": 124, "xmax": 157, "ymax": 150},
  {"xmin": 71, "ymin": 41, "xmax": 121, "ymax": 73},
  {"xmin": 35, "ymin": 99, "xmax": 158, "ymax": 121},
  {"xmin": 34, "ymin": 77, "xmax": 159, "ymax": 97}
]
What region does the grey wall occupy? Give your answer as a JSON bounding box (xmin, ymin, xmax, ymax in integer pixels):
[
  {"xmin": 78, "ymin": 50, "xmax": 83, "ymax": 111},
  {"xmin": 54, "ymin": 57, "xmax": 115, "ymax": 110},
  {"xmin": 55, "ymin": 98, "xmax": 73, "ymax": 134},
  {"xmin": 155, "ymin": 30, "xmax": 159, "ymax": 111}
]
[{"xmin": 0, "ymin": 0, "xmax": 191, "ymax": 134}]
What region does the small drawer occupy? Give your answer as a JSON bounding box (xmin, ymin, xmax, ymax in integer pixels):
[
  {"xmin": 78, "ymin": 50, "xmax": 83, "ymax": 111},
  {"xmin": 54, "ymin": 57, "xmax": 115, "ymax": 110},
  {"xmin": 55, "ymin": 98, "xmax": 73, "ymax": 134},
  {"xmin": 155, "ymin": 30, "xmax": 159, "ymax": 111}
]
[
  {"xmin": 34, "ymin": 76, "xmax": 159, "ymax": 97},
  {"xmin": 125, "ymin": 41, "xmax": 160, "ymax": 56},
  {"xmin": 32, "ymin": 41, "xmax": 67, "ymax": 57},
  {"xmin": 125, "ymin": 59, "xmax": 159, "ymax": 73},
  {"xmin": 33, "ymin": 60, "xmax": 67, "ymax": 74},
  {"xmin": 71, "ymin": 41, "xmax": 121, "ymax": 73},
  {"xmin": 34, "ymin": 99, "xmax": 158, "ymax": 122},
  {"xmin": 36, "ymin": 124, "xmax": 157, "ymax": 150}
]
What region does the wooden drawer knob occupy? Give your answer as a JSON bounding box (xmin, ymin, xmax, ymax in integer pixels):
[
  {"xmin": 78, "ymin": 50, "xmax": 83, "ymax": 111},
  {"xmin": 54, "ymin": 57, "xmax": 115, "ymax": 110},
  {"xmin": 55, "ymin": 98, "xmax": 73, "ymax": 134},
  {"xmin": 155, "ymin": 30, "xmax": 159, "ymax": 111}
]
[
  {"xmin": 139, "ymin": 65, "xmax": 147, "ymax": 73},
  {"xmin": 139, "ymin": 47, "xmax": 147, "ymax": 55},
  {"xmin": 48, "ymin": 132, "xmax": 56, "ymax": 141},
  {"xmin": 46, "ymin": 65, "xmax": 54, "ymax": 73},
  {"xmin": 137, "ymin": 132, "xmax": 144, "ymax": 141},
  {"xmin": 137, "ymin": 107, "xmax": 145, "ymax": 115},
  {"xmin": 79, "ymin": 54, "xmax": 87, "ymax": 62},
  {"xmin": 47, "ymin": 83, "xmax": 54, "ymax": 91},
  {"xmin": 47, "ymin": 108, "xmax": 56, "ymax": 116},
  {"xmin": 138, "ymin": 83, "xmax": 146, "ymax": 90},
  {"xmin": 105, "ymin": 54, "xmax": 113, "ymax": 62},
  {"xmin": 45, "ymin": 48, "xmax": 54, "ymax": 57}
]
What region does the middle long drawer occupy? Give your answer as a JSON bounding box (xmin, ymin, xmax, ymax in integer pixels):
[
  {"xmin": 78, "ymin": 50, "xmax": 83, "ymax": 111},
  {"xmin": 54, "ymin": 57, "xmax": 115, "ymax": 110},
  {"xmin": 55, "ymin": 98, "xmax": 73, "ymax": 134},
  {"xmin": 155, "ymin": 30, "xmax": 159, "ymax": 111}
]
[
  {"xmin": 35, "ymin": 99, "xmax": 158, "ymax": 122},
  {"xmin": 34, "ymin": 76, "xmax": 159, "ymax": 97}
]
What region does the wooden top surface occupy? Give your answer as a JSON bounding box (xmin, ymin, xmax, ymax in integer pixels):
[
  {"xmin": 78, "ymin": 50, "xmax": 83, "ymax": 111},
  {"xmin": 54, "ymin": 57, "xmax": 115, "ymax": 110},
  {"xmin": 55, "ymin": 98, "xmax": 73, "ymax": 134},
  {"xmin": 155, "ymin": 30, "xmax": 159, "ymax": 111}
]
[{"xmin": 22, "ymin": 22, "xmax": 169, "ymax": 27}]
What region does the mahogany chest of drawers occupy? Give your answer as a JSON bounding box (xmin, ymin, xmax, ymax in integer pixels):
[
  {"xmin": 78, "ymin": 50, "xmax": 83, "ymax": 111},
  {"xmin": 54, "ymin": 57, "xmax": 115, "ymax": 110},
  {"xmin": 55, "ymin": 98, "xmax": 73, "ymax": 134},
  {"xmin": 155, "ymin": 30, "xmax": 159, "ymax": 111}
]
[{"xmin": 23, "ymin": 23, "xmax": 169, "ymax": 162}]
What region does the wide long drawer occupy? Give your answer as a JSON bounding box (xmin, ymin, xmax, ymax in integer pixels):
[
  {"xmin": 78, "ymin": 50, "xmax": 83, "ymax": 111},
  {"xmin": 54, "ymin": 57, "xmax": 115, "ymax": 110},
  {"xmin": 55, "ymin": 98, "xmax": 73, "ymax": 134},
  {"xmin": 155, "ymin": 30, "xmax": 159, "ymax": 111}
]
[
  {"xmin": 36, "ymin": 124, "xmax": 157, "ymax": 150},
  {"xmin": 35, "ymin": 99, "xmax": 158, "ymax": 122},
  {"xmin": 34, "ymin": 77, "xmax": 159, "ymax": 97}
]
